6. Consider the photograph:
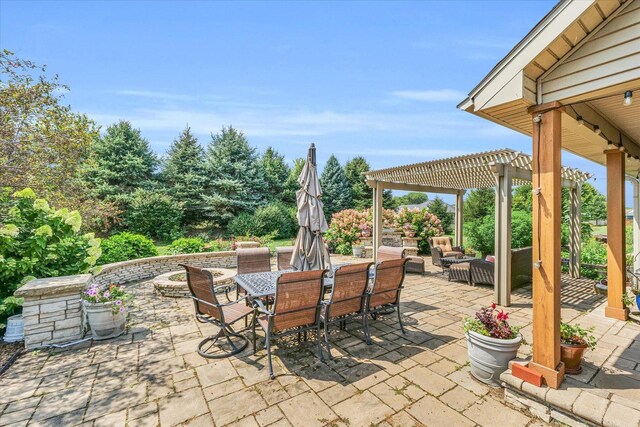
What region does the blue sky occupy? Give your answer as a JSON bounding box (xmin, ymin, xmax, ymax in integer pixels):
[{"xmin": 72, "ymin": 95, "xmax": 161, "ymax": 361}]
[{"xmin": 1, "ymin": 0, "xmax": 621, "ymax": 202}]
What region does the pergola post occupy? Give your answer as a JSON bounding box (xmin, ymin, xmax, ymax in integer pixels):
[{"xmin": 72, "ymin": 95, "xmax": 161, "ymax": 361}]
[
  {"xmin": 529, "ymin": 103, "xmax": 564, "ymax": 389},
  {"xmin": 568, "ymin": 183, "xmax": 582, "ymax": 278},
  {"xmin": 632, "ymin": 178, "xmax": 640, "ymax": 273},
  {"xmin": 455, "ymin": 190, "xmax": 465, "ymax": 247},
  {"xmin": 494, "ymin": 164, "xmax": 512, "ymax": 307},
  {"xmin": 605, "ymin": 149, "xmax": 628, "ymax": 321},
  {"xmin": 372, "ymin": 181, "xmax": 383, "ymax": 262}
]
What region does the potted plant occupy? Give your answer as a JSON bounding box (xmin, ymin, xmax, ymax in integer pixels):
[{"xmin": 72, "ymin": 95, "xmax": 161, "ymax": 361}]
[
  {"xmin": 352, "ymin": 241, "xmax": 364, "ymax": 258},
  {"xmin": 403, "ymin": 223, "xmax": 416, "ymax": 238},
  {"xmin": 463, "ymin": 303, "xmax": 522, "ymax": 386},
  {"xmin": 82, "ymin": 283, "xmax": 132, "ymax": 340},
  {"xmin": 560, "ymin": 321, "xmax": 597, "ymax": 374}
]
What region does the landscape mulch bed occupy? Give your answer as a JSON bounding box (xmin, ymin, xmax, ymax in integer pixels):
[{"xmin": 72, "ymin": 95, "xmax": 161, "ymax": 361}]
[{"xmin": 0, "ymin": 341, "xmax": 23, "ymax": 376}]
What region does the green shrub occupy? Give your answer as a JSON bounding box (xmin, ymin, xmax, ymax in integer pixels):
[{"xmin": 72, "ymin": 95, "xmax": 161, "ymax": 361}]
[
  {"xmin": 228, "ymin": 203, "xmax": 297, "ymax": 239},
  {"xmin": 465, "ymin": 210, "xmax": 535, "ymax": 257},
  {"xmin": 580, "ymin": 238, "xmax": 607, "ymax": 279},
  {"xmin": 168, "ymin": 237, "xmax": 207, "ymax": 254},
  {"xmin": 100, "ymin": 232, "xmax": 158, "ymax": 264},
  {"xmin": 209, "ymin": 239, "xmax": 233, "ymax": 251},
  {"xmin": 0, "ymin": 188, "xmax": 100, "ymax": 328},
  {"xmin": 125, "ymin": 189, "xmax": 183, "ymax": 241}
]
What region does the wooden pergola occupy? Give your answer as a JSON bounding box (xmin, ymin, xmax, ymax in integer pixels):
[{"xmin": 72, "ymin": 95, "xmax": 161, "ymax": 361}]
[
  {"xmin": 459, "ymin": 0, "xmax": 639, "ymax": 388},
  {"xmin": 365, "ymin": 149, "xmax": 591, "ymax": 307}
]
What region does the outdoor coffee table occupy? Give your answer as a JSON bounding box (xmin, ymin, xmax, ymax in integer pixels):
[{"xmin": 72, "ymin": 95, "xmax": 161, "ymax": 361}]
[{"xmin": 441, "ymin": 256, "xmax": 475, "ymax": 269}]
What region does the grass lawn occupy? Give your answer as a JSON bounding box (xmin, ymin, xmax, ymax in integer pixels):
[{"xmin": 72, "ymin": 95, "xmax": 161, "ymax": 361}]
[{"xmin": 154, "ymin": 238, "xmax": 295, "ymax": 256}]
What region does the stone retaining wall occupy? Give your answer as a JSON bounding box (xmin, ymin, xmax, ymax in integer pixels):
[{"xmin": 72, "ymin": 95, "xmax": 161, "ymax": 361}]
[
  {"xmin": 16, "ymin": 251, "xmax": 238, "ymax": 349},
  {"xmin": 90, "ymin": 251, "xmax": 237, "ymax": 287}
]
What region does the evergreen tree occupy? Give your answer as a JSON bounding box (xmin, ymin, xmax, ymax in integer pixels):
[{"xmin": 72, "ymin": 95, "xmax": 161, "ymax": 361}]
[
  {"xmin": 344, "ymin": 156, "xmax": 372, "ymax": 210},
  {"xmin": 383, "ymin": 189, "xmax": 395, "ymax": 209},
  {"xmin": 204, "ymin": 126, "xmax": 266, "ymax": 227},
  {"xmin": 580, "ymin": 182, "xmax": 606, "ymax": 222},
  {"xmin": 320, "ymin": 155, "xmax": 352, "ymax": 218},
  {"xmin": 161, "ymin": 126, "xmax": 207, "ymax": 226},
  {"xmin": 261, "ymin": 147, "xmax": 291, "ymax": 202},
  {"xmin": 84, "ymin": 120, "xmax": 158, "ymax": 202},
  {"xmin": 464, "ymin": 188, "xmax": 495, "ymax": 222},
  {"xmin": 282, "ymin": 158, "xmax": 305, "ymax": 205},
  {"xmin": 428, "ymin": 196, "xmax": 453, "ymax": 234}
]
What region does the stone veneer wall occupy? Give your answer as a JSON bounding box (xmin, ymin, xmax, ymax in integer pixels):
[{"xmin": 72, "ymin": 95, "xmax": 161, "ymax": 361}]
[
  {"xmin": 15, "ymin": 274, "xmax": 91, "ymax": 349},
  {"xmin": 16, "ymin": 251, "xmax": 238, "ymax": 349},
  {"xmin": 90, "ymin": 251, "xmax": 237, "ymax": 287}
]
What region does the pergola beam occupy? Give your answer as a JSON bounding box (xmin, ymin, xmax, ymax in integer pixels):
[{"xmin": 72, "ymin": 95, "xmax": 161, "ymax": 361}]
[
  {"xmin": 568, "ymin": 184, "xmax": 582, "ymax": 278},
  {"xmin": 494, "ymin": 164, "xmax": 512, "ymax": 306},
  {"xmin": 455, "ymin": 190, "xmax": 465, "ymax": 247},
  {"xmin": 366, "ymin": 180, "xmax": 458, "ymax": 195}
]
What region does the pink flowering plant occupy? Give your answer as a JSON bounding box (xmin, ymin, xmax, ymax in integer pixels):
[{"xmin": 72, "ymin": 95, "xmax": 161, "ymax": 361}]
[
  {"xmin": 325, "ymin": 208, "xmax": 398, "ymax": 255},
  {"xmin": 464, "ymin": 303, "xmax": 522, "ymax": 340},
  {"xmin": 82, "ymin": 283, "xmax": 132, "ymax": 314},
  {"xmin": 396, "ymin": 207, "xmax": 443, "ymax": 253}
]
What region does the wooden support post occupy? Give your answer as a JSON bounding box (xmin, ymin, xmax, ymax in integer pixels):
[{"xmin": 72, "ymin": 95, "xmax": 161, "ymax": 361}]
[
  {"xmin": 632, "ymin": 179, "xmax": 640, "ymax": 273},
  {"xmin": 494, "ymin": 164, "xmax": 512, "ymax": 307},
  {"xmin": 605, "ymin": 150, "xmax": 628, "ymax": 321},
  {"xmin": 529, "ymin": 105, "xmax": 564, "ymax": 389},
  {"xmin": 569, "ymin": 184, "xmax": 582, "ymax": 278},
  {"xmin": 455, "ymin": 190, "xmax": 465, "ymax": 247},
  {"xmin": 372, "ymin": 181, "xmax": 383, "ymax": 262}
]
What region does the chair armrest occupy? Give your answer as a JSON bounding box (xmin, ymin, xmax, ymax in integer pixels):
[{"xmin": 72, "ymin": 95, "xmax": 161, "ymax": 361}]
[
  {"xmin": 218, "ymin": 294, "xmax": 250, "ymax": 307},
  {"xmin": 452, "ymin": 246, "xmax": 464, "ymax": 253},
  {"xmin": 253, "ymin": 298, "xmax": 272, "ymax": 316}
]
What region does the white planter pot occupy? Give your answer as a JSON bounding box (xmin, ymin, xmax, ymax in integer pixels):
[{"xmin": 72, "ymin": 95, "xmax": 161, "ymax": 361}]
[
  {"xmin": 3, "ymin": 314, "xmax": 24, "ymax": 343},
  {"xmin": 84, "ymin": 302, "xmax": 126, "ymax": 340},
  {"xmin": 465, "ymin": 331, "xmax": 522, "ymax": 386}
]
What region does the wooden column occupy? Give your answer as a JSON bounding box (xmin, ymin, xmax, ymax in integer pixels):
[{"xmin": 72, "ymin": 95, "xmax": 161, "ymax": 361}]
[
  {"xmin": 605, "ymin": 150, "xmax": 628, "ymax": 320},
  {"xmin": 372, "ymin": 181, "xmax": 384, "ymax": 262},
  {"xmin": 529, "ymin": 103, "xmax": 564, "ymax": 389},
  {"xmin": 455, "ymin": 190, "xmax": 465, "ymax": 247},
  {"xmin": 494, "ymin": 164, "xmax": 512, "ymax": 307},
  {"xmin": 632, "ymin": 178, "xmax": 640, "ymax": 273},
  {"xmin": 568, "ymin": 184, "xmax": 582, "ymax": 278}
]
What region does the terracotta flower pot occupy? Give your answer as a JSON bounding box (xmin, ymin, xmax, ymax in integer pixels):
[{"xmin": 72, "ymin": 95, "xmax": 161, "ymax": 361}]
[{"xmin": 560, "ymin": 343, "xmax": 587, "ymax": 374}]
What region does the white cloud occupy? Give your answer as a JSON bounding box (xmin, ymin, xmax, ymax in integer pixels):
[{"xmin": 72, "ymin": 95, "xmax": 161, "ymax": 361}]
[
  {"xmin": 111, "ymin": 90, "xmax": 195, "ymax": 101},
  {"xmin": 391, "ymin": 89, "xmax": 466, "ymax": 102}
]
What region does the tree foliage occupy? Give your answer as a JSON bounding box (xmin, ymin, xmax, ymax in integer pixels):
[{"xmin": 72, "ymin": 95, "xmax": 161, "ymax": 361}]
[
  {"xmin": 393, "ymin": 192, "xmax": 428, "ymax": 207},
  {"xmin": 162, "ymin": 126, "xmax": 207, "ymax": 226},
  {"xmin": 204, "ymin": 126, "xmax": 267, "ymax": 227},
  {"xmin": 464, "ymin": 188, "xmax": 495, "ymax": 222},
  {"xmin": 124, "ymin": 189, "xmax": 183, "ymax": 241},
  {"xmin": 344, "ymin": 157, "xmax": 372, "ymax": 210},
  {"xmin": 282, "ymin": 158, "xmax": 305, "ymax": 205},
  {"xmin": 84, "ymin": 120, "xmax": 158, "ymax": 202},
  {"xmin": 428, "ymin": 197, "xmax": 453, "ymax": 234},
  {"xmin": 320, "ymin": 155, "xmax": 352, "ymax": 218},
  {"xmin": 261, "ymin": 147, "xmax": 291, "ymax": 203}
]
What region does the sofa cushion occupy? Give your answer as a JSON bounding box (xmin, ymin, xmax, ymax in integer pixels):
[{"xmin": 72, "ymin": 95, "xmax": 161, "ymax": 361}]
[{"xmin": 432, "ymin": 236, "xmax": 453, "ymax": 252}]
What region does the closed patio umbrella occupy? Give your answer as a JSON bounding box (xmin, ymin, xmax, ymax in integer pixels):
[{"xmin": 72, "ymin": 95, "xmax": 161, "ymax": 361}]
[{"xmin": 291, "ymin": 144, "xmax": 332, "ymax": 272}]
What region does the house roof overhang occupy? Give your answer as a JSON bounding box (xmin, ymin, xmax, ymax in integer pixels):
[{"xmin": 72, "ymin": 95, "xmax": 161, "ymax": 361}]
[{"xmin": 459, "ymin": 0, "xmax": 640, "ymax": 176}]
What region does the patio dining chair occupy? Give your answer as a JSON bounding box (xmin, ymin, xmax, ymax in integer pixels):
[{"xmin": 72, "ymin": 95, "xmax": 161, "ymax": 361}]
[
  {"xmin": 180, "ymin": 264, "xmax": 254, "ymax": 359},
  {"xmin": 276, "ymin": 246, "xmax": 294, "ymax": 271},
  {"xmin": 365, "ymin": 257, "xmax": 410, "ymax": 344},
  {"xmin": 252, "ymin": 269, "xmax": 326, "ymax": 379},
  {"xmin": 320, "ymin": 262, "xmax": 372, "ymax": 359},
  {"xmin": 236, "ymin": 247, "xmax": 271, "ymax": 297}
]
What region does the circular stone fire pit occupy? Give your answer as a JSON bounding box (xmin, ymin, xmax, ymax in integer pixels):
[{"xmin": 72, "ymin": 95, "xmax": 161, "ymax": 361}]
[{"xmin": 153, "ymin": 268, "xmax": 236, "ymax": 298}]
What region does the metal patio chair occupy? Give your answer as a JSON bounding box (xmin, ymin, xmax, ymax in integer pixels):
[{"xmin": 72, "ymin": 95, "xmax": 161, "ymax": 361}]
[
  {"xmin": 365, "ymin": 257, "xmax": 410, "ymax": 344},
  {"xmin": 320, "ymin": 262, "xmax": 372, "ymax": 359},
  {"xmin": 180, "ymin": 264, "xmax": 254, "ymax": 359},
  {"xmin": 252, "ymin": 269, "xmax": 326, "ymax": 379},
  {"xmin": 236, "ymin": 247, "xmax": 271, "ymax": 297}
]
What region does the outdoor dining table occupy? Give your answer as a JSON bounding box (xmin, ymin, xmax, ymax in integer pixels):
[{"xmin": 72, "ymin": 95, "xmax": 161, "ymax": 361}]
[{"xmin": 234, "ymin": 263, "xmax": 374, "ymax": 298}]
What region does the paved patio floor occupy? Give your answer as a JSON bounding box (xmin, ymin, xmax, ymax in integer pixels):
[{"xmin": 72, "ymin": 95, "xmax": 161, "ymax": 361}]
[{"xmin": 1, "ymin": 256, "xmax": 636, "ymax": 427}]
